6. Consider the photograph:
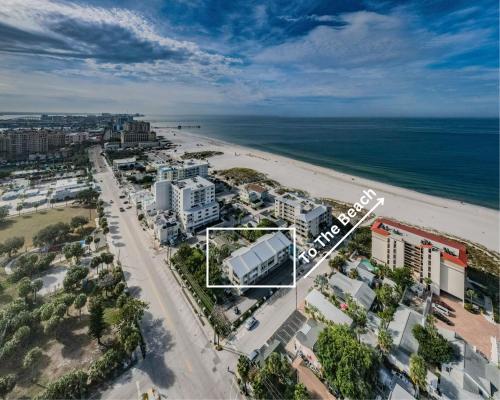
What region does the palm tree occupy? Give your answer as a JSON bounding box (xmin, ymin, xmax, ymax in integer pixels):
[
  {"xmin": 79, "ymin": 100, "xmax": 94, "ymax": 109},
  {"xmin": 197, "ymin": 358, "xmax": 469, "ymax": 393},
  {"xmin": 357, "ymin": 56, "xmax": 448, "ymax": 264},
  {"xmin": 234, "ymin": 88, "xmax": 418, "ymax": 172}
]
[
  {"xmin": 466, "ymin": 288, "xmax": 476, "ymax": 305},
  {"xmin": 377, "ymin": 327, "xmax": 393, "ymax": 355},
  {"xmin": 409, "ymin": 354, "xmax": 427, "ymax": 395},
  {"xmin": 237, "ymin": 355, "xmax": 251, "ymax": 394}
]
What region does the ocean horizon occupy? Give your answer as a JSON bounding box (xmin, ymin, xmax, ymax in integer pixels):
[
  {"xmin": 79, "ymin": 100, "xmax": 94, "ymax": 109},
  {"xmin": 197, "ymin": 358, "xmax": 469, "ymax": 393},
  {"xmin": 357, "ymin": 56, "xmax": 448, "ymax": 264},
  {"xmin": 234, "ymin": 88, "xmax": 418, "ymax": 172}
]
[{"xmin": 143, "ymin": 115, "xmax": 499, "ymax": 210}]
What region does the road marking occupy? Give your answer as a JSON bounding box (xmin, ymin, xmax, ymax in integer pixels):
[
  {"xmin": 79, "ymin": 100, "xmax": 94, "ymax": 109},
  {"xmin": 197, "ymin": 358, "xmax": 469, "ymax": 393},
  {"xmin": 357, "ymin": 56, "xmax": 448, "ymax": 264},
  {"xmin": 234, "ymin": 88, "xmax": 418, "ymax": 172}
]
[
  {"xmin": 136, "ymin": 380, "xmax": 141, "ymax": 398},
  {"xmin": 304, "ymin": 197, "xmax": 384, "ymax": 278}
]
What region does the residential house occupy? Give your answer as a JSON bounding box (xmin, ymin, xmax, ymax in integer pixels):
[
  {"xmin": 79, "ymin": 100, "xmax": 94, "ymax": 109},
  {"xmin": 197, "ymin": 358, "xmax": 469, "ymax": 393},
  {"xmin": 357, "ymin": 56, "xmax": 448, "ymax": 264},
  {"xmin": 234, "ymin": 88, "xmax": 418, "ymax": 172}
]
[
  {"xmin": 328, "ymin": 273, "xmax": 376, "ymax": 311},
  {"xmin": 304, "ymin": 289, "xmax": 353, "ymax": 327},
  {"xmin": 386, "ymin": 304, "xmax": 424, "ymax": 374}
]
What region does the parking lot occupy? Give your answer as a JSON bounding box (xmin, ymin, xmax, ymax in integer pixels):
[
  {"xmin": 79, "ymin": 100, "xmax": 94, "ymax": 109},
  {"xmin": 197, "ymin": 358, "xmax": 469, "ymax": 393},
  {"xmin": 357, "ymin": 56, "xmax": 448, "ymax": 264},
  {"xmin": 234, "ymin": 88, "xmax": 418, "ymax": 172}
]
[{"xmin": 434, "ymin": 293, "xmax": 499, "ymax": 358}]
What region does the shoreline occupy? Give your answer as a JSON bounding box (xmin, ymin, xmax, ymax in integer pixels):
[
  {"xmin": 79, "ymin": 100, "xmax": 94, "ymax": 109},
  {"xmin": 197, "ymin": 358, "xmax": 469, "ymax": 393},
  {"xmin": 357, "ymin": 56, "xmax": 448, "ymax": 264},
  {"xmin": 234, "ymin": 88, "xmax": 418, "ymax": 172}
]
[{"xmin": 159, "ymin": 128, "xmax": 499, "ymax": 251}]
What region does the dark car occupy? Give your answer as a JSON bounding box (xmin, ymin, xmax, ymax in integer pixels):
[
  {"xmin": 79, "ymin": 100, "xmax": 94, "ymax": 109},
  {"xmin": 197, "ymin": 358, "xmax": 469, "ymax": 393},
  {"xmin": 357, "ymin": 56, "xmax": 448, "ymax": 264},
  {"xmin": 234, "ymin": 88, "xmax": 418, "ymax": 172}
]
[
  {"xmin": 119, "ymin": 207, "xmax": 125, "ymax": 212},
  {"xmin": 433, "ymin": 311, "xmax": 454, "ymax": 326}
]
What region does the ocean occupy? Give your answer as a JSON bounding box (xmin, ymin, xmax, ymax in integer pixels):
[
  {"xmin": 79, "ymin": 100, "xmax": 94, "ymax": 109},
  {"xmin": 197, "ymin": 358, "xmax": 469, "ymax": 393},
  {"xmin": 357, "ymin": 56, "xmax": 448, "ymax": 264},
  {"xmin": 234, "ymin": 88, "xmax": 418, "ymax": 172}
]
[{"xmin": 143, "ymin": 115, "xmax": 499, "ymax": 210}]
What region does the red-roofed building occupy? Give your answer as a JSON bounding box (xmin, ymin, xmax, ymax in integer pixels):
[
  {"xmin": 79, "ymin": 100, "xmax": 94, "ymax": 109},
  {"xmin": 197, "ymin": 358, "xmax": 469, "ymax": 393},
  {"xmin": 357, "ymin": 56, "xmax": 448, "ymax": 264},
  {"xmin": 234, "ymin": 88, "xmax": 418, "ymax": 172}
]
[{"xmin": 371, "ymin": 218, "xmax": 467, "ymax": 301}]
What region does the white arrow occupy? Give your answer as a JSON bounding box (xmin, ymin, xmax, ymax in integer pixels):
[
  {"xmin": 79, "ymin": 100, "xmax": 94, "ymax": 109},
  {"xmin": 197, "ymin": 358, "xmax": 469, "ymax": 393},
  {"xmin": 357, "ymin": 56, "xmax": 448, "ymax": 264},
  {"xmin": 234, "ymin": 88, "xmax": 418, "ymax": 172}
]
[{"xmin": 304, "ymin": 197, "xmax": 385, "ymax": 278}]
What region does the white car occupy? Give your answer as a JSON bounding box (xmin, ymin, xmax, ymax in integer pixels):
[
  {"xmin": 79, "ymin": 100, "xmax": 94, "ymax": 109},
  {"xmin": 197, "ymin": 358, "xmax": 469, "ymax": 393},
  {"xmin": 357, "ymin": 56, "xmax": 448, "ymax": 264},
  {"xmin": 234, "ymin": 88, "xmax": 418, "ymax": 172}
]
[{"xmin": 245, "ymin": 316, "xmax": 257, "ymax": 331}]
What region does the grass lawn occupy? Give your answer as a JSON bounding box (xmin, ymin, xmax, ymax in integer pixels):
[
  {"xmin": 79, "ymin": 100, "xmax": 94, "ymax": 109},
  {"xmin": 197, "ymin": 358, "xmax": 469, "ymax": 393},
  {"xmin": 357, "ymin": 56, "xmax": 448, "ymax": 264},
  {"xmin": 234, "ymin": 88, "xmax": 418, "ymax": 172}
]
[{"xmin": 0, "ymin": 206, "xmax": 96, "ymax": 248}]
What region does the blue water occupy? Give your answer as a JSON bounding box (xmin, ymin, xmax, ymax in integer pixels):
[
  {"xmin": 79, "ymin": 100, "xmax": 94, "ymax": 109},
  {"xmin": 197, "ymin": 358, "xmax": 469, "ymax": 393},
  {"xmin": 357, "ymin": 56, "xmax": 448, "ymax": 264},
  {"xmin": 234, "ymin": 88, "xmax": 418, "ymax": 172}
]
[{"xmin": 144, "ymin": 116, "xmax": 499, "ymax": 210}]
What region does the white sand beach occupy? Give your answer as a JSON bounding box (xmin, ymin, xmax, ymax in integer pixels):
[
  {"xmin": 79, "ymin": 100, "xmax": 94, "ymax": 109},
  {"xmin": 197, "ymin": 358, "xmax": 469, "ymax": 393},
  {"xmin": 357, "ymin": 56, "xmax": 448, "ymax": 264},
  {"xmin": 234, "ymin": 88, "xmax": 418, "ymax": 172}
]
[{"xmin": 160, "ymin": 128, "xmax": 499, "ymax": 251}]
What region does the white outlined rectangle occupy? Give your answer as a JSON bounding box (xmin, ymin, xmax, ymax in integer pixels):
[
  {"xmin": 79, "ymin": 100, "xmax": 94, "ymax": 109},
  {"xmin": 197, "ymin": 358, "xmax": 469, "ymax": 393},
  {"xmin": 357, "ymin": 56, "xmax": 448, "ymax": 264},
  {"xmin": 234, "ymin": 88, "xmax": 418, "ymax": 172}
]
[{"xmin": 206, "ymin": 227, "xmax": 297, "ymax": 289}]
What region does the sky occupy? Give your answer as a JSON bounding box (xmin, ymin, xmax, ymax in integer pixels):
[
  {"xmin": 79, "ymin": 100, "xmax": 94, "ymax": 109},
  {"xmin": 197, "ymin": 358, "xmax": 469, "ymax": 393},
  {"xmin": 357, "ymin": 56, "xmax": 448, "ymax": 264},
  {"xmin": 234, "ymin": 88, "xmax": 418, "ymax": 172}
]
[{"xmin": 0, "ymin": 0, "xmax": 498, "ymax": 117}]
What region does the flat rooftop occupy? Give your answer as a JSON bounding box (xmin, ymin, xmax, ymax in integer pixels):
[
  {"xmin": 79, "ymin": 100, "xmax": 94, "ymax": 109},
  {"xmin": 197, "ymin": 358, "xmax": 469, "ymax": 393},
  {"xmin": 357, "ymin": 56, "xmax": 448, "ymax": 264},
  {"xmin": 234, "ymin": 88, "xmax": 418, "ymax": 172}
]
[{"xmin": 172, "ymin": 176, "xmax": 213, "ymax": 190}]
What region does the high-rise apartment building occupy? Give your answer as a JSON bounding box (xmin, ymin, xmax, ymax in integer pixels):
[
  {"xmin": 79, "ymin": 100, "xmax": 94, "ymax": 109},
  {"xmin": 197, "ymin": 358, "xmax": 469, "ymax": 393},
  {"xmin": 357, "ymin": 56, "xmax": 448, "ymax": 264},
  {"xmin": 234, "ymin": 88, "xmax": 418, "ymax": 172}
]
[
  {"xmin": 157, "ymin": 160, "xmax": 209, "ymax": 181},
  {"xmin": 121, "ymin": 121, "xmax": 156, "ymax": 147},
  {"xmin": 4, "ymin": 129, "xmax": 48, "ymax": 159},
  {"xmin": 371, "ymin": 218, "xmax": 466, "ymax": 300},
  {"xmin": 47, "ymin": 131, "xmax": 67, "ymax": 150},
  {"xmin": 274, "ymin": 194, "xmax": 332, "ymax": 240},
  {"xmin": 153, "ymin": 176, "xmax": 219, "ymax": 232}
]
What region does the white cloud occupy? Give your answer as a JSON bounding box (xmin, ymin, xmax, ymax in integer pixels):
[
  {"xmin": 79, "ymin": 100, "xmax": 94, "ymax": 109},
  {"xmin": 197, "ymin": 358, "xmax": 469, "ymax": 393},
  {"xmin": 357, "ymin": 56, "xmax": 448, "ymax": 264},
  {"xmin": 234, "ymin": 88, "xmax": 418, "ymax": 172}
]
[
  {"xmin": 0, "ymin": 0, "xmax": 240, "ymax": 79},
  {"xmin": 256, "ymin": 10, "xmax": 492, "ymax": 69}
]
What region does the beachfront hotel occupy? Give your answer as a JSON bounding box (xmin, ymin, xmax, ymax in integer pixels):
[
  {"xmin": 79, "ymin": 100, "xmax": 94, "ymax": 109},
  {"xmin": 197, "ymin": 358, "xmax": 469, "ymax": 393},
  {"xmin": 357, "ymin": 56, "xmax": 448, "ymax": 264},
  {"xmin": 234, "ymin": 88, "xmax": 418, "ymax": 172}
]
[
  {"xmin": 223, "ymin": 231, "xmax": 292, "ymax": 292},
  {"xmin": 371, "ymin": 218, "xmax": 467, "ymax": 301},
  {"xmin": 153, "ymin": 176, "xmax": 219, "ymax": 232},
  {"xmin": 157, "ymin": 159, "xmax": 209, "ymax": 181},
  {"xmin": 274, "ymin": 194, "xmax": 332, "ymax": 241}
]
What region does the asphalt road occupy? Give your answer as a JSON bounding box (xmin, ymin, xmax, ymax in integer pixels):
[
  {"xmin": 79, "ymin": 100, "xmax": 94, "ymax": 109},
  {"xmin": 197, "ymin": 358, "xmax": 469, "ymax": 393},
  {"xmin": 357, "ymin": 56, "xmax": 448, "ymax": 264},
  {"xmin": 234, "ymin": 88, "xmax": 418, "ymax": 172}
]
[{"xmin": 89, "ymin": 147, "xmax": 239, "ymax": 400}]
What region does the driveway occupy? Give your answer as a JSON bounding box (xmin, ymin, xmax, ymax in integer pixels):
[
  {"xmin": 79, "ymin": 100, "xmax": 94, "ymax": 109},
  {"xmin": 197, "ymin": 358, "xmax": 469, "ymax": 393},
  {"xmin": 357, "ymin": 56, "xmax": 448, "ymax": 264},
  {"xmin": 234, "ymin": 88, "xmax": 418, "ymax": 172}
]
[{"xmin": 434, "ymin": 293, "xmax": 500, "ymax": 359}]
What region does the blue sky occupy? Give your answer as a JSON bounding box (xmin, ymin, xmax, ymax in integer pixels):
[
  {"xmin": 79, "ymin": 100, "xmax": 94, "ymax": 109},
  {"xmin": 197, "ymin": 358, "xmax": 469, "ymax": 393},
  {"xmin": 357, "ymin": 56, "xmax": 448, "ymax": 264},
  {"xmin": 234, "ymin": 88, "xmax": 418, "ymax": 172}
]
[{"xmin": 0, "ymin": 0, "xmax": 498, "ymax": 116}]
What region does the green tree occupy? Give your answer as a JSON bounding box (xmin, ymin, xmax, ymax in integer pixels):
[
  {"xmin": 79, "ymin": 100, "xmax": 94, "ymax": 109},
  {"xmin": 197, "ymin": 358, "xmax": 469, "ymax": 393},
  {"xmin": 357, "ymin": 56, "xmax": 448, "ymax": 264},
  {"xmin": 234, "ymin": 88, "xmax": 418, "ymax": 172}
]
[
  {"xmin": 31, "ymin": 279, "xmax": 43, "ymax": 302},
  {"xmin": 38, "ymin": 369, "xmax": 88, "ymax": 399},
  {"xmin": 77, "ymin": 188, "xmax": 99, "ymax": 205},
  {"xmin": 88, "ymin": 300, "xmax": 105, "ymax": 344},
  {"xmin": 345, "ymin": 295, "xmax": 368, "ymax": 340},
  {"xmin": 314, "ymin": 274, "xmax": 328, "ymax": 292},
  {"xmin": 410, "ymin": 354, "xmax": 427, "ymax": 391},
  {"xmin": 376, "ymin": 284, "xmax": 400, "ymax": 311},
  {"xmin": 391, "ymin": 267, "xmax": 414, "ymax": 293},
  {"xmin": 18, "ymin": 277, "xmax": 33, "ymax": 301},
  {"xmin": 16, "ymin": 203, "xmax": 23, "ymax": 216},
  {"xmin": 377, "ymin": 327, "xmax": 393, "ymax": 354},
  {"xmin": 237, "ymin": 355, "xmax": 251, "ymax": 390},
  {"xmin": 74, "ymin": 294, "xmax": 87, "ymax": 320},
  {"xmin": 329, "ymin": 255, "xmax": 345, "ymax": 271},
  {"xmin": 0, "ymin": 374, "xmax": 15, "ymax": 400},
  {"xmin": 100, "ymin": 252, "xmax": 114, "ymax": 269},
  {"xmin": 465, "ymin": 288, "xmax": 476, "ymax": 305},
  {"xmin": 413, "ymin": 324, "xmax": 454, "ymax": 365},
  {"xmin": 257, "ymin": 218, "xmax": 277, "ymax": 228},
  {"xmin": 63, "ymin": 243, "xmax": 84, "ymax": 265},
  {"xmin": 33, "ymin": 222, "xmax": 70, "ymax": 247},
  {"xmin": 90, "ymin": 255, "xmax": 102, "ymax": 274},
  {"xmin": 294, "ymin": 383, "xmax": 309, "ymax": 400},
  {"xmin": 0, "ymin": 206, "xmax": 8, "ymax": 223},
  {"xmin": 2, "ymin": 236, "xmax": 25, "ymax": 258},
  {"xmin": 349, "ymin": 268, "xmax": 359, "ymax": 280},
  {"xmin": 23, "ymin": 347, "xmax": 43, "ymax": 380},
  {"xmin": 63, "ymin": 265, "xmax": 89, "ymax": 292},
  {"xmin": 118, "ymin": 298, "xmax": 148, "ymax": 329},
  {"xmin": 122, "ymin": 328, "xmax": 141, "ymax": 356},
  {"xmin": 44, "ymin": 315, "xmax": 63, "ymax": 336},
  {"xmin": 315, "ymin": 324, "xmax": 378, "ymax": 400},
  {"xmin": 70, "ymin": 216, "xmax": 88, "ymax": 231}
]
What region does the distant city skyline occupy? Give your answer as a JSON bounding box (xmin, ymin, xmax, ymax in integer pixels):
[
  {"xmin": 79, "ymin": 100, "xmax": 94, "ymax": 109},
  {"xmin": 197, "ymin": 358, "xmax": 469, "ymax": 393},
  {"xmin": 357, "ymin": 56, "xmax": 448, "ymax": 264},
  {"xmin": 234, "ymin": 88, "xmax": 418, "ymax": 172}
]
[{"xmin": 0, "ymin": 0, "xmax": 498, "ymax": 117}]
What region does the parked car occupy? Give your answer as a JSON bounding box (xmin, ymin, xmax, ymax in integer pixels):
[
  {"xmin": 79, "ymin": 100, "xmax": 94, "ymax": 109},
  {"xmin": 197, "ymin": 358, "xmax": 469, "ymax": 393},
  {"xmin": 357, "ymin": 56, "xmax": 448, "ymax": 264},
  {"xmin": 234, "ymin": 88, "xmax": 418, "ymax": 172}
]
[
  {"xmin": 234, "ymin": 306, "xmax": 240, "ymax": 315},
  {"xmin": 249, "ymin": 349, "xmax": 259, "ymax": 363},
  {"xmin": 119, "ymin": 195, "xmax": 126, "ymax": 199},
  {"xmin": 432, "ymin": 303, "xmax": 452, "ymax": 317},
  {"xmin": 433, "ymin": 310, "xmax": 454, "ymax": 326},
  {"xmin": 433, "ymin": 299, "xmax": 455, "ymax": 312},
  {"xmin": 245, "ymin": 317, "xmax": 257, "ymax": 331},
  {"xmin": 119, "ymin": 207, "xmax": 125, "ymax": 212}
]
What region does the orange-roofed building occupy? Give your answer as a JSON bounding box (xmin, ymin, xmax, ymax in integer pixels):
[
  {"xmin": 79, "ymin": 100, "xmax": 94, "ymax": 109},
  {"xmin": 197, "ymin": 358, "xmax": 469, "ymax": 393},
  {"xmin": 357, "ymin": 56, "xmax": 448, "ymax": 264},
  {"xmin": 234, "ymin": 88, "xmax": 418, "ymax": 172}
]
[{"xmin": 371, "ymin": 218, "xmax": 467, "ymax": 301}]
